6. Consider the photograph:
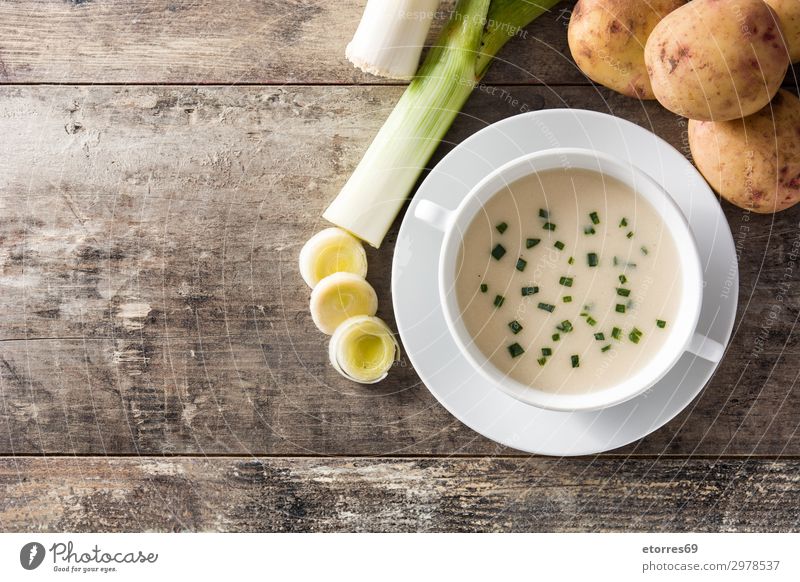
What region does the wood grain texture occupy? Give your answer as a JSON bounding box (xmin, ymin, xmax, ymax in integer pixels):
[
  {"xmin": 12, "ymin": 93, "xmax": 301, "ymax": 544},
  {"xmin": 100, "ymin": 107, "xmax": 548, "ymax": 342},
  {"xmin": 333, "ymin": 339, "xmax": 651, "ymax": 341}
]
[
  {"xmin": 1, "ymin": 457, "xmax": 798, "ymax": 532},
  {"xmin": 0, "ymin": 84, "xmax": 798, "ymax": 456}
]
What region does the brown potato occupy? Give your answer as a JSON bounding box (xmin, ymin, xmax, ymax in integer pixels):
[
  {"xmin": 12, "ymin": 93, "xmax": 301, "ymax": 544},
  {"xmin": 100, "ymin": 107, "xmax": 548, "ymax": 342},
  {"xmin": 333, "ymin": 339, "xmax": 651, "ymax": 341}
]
[
  {"xmin": 645, "ymin": 0, "xmax": 790, "ymax": 121},
  {"xmin": 689, "ymin": 90, "xmax": 800, "ymax": 213},
  {"xmin": 764, "ymin": 0, "xmax": 800, "ymax": 62},
  {"xmin": 568, "ymin": 0, "xmax": 685, "ymax": 99}
]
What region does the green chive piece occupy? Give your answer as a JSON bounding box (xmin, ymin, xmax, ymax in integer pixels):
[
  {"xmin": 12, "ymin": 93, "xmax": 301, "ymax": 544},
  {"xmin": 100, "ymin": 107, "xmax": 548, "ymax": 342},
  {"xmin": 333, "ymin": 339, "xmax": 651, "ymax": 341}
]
[
  {"xmin": 641, "ymin": 246, "xmax": 649, "ymax": 256},
  {"xmin": 542, "ymin": 347, "xmax": 552, "ymax": 356},
  {"xmin": 619, "ymin": 217, "xmax": 628, "ymax": 227},
  {"xmin": 584, "ymin": 226, "xmax": 596, "ymax": 235},
  {"xmin": 616, "ymin": 288, "xmax": 631, "ymax": 297},
  {"xmin": 601, "ymin": 344, "xmax": 612, "ymax": 352},
  {"xmin": 552, "ymin": 333, "xmax": 561, "ymax": 341},
  {"xmin": 543, "ymin": 222, "xmax": 556, "ymax": 231},
  {"xmin": 632, "ymin": 327, "xmax": 643, "ymax": 336},
  {"xmin": 521, "ymin": 286, "xmax": 539, "ymax": 296},
  {"xmin": 515, "ymin": 258, "xmax": 527, "ymax": 272},
  {"xmin": 557, "ymin": 320, "xmax": 573, "ymax": 332},
  {"xmin": 526, "ymin": 238, "xmax": 540, "ymax": 249},
  {"xmin": 626, "ymin": 231, "xmax": 634, "ymax": 239},
  {"xmin": 611, "ymin": 327, "xmax": 621, "ymax": 340},
  {"xmin": 563, "ymin": 295, "xmax": 573, "ymax": 303},
  {"xmin": 586, "ymin": 317, "xmax": 597, "ymax": 326},
  {"xmin": 537, "ymin": 357, "xmax": 547, "ymax": 366},
  {"xmin": 589, "ymin": 211, "xmax": 600, "ymax": 225},
  {"xmin": 613, "ymin": 256, "xmax": 619, "ymax": 266},
  {"xmin": 587, "ymin": 253, "xmax": 598, "ymax": 267},
  {"xmin": 568, "ymin": 256, "xmax": 575, "ymax": 265},
  {"xmin": 494, "ymin": 295, "xmax": 505, "ymax": 308},
  {"xmin": 491, "ymin": 244, "xmax": 506, "ymax": 260},
  {"xmin": 629, "ymin": 331, "xmax": 641, "ymax": 344},
  {"xmin": 619, "ymin": 274, "xmax": 628, "ymax": 284},
  {"xmin": 554, "ymin": 240, "xmax": 565, "ymax": 250},
  {"xmin": 594, "ymin": 332, "xmax": 605, "ymax": 340},
  {"xmin": 496, "ymin": 222, "xmax": 508, "ymax": 234},
  {"xmin": 615, "ymin": 304, "xmax": 626, "ymax": 313},
  {"xmin": 538, "ymin": 302, "xmax": 555, "ymax": 313},
  {"xmin": 508, "ymin": 343, "xmax": 525, "ymax": 358},
  {"xmin": 571, "ymin": 355, "xmax": 580, "ymax": 368},
  {"xmin": 480, "ymin": 283, "xmax": 488, "ymax": 293},
  {"xmin": 539, "ymin": 208, "xmax": 549, "ymax": 219},
  {"xmin": 508, "ymin": 320, "xmax": 523, "ymax": 335},
  {"xmin": 657, "ymin": 319, "xmax": 667, "ymax": 329},
  {"xmin": 559, "ymin": 276, "xmax": 573, "ymax": 287}
]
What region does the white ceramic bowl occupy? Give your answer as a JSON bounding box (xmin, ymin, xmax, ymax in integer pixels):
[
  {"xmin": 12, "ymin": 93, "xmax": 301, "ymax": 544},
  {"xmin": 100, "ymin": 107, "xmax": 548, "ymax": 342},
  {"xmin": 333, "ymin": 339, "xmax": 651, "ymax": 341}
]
[{"xmin": 414, "ymin": 148, "xmax": 724, "ymax": 412}]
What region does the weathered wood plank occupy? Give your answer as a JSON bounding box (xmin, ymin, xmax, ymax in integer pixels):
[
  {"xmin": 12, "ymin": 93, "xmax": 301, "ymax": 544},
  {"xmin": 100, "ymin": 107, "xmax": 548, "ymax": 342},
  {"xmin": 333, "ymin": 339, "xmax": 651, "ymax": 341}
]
[
  {"xmin": 1, "ymin": 457, "xmax": 798, "ymax": 532},
  {"xmin": 0, "ymin": 85, "xmax": 798, "ymax": 456}
]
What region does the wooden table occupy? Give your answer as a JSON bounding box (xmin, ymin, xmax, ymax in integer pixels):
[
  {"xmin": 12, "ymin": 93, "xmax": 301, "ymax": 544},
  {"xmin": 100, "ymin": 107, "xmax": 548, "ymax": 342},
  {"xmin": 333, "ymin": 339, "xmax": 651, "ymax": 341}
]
[{"xmin": 0, "ymin": 0, "xmax": 799, "ymax": 532}]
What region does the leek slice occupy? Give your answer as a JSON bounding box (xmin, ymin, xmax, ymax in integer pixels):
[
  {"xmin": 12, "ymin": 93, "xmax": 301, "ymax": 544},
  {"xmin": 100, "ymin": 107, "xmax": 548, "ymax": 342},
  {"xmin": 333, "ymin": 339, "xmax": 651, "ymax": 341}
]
[
  {"xmin": 299, "ymin": 227, "xmax": 368, "ymax": 288},
  {"xmin": 329, "ymin": 315, "xmax": 400, "ymax": 384},
  {"xmin": 310, "ymin": 272, "xmax": 378, "ymax": 335},
  {"xmin": 323, "ymin": 0, "xmax": 560, "ymax": 247}
]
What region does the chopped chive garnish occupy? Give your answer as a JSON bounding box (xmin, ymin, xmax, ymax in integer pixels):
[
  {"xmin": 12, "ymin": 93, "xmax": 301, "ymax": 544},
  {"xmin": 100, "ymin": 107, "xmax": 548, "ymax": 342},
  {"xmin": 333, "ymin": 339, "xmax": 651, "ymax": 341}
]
[
  {"xmin": 589, "ymin": 212, "xmax": 600, "ymax": 225},
  {"xmin": 571, "ymin": 355, "xmax": 580, "ymax": 368},
  {"xmin": 480, "ymin": 283, "xmax": 488, "ymax": 293},
  {"xmin": 537, "ymin": 357, "xmax": 547, "ymax": 366},
  {"xmin": 632, "ymin": 327, "xmax": 643, "ymax": 336},
  {"xmin": 594, "ymin": 332, "xmax": 605, "ymax": 340},
  {"xmin": 541, "ymin": 347, "xmax": 552, "ymax": 357},
  {"xmin": 496, "ymin": 222, "xmax": 508, "ymax": 234},
  {"xmin": 629, "ymin": 331, "xmax": 641, "ymax": 344},
  {"xmin": 626, "ymin": 231, "xmax": 634, "ymax": 239},
  {"xmin": 554, "ymin": 240, "xmax": 565, "ymax": 250},
  {"xmin": 641, "ymin": 246, "xmax": 649, "ymax": 256},
  {"xmin": 611, "ymin": 327, "xmax": 622, "ymax": 340},
  {"xmin": 587, "ymin": 253, "xmax": 598, "ymax": 267},
  {"xmin": 508, "ymin": 320, "xmax": 523, "ymax": 334},
  {"xmin": 568, "ymin": 256, "xmax": 575, "ymax": 265},
  {"xmin": 615, "ymin": 304, "xmax": 626, "ymax": 313},
  {"xmin": 538, "ymin": 302, "xmax": 555, "ymax": 313},
  {"xmin": 508, "ymin": 343, "xmax": 525, "ymax": 358},
  {"xmin": 552, "ymin": 333, "xmax": 561, "ymax": 341},
  {"xmin": 619, "ymin": 274, "xmax": 628, "ymax": 284},
  {"xmin": 601, "ymin": 344, "xmax": 612, "ymax": 352},
  {"xmin": 543, "ymin": 222, "xmax": 556, "ymax": 231},
  {"xmin": 584, "ymin": 226, "xmax": 596, "ymax": 235},
  {"xmin": 563, "ymin": 295, "xmax": 573, "ymax": 303},
  {"xmin": 491, "ymin": 244, "xmax": 506, "ymax": 260},
  {"xmin": 521, "ymin": 286, "xmax": 539, "ymax": 296},
  {"xmin": 516, "ymin": 258, "xmax": 527, "ymax": 272},
  {"xmin": 613, "ymin": 256, "xmax": 619, "ymax": 266},
  {"xmin": 619, "ymin": 217, "xmax": 628, "ymax": 227},
  {"xmin": 526, "ymin": 238, "xmax": 541, "ymax": 249},
  {"xmin": 616, "ymin": 288, "xmax": 631, "ymax": 297},
  {"xmin": 559, "ymin": 276, "xmax": 573, "ymax": 287},
  {"xmin": 657, "ymin": 319, "xmax": 667, "ymax": 329},
  {"xmin": 494, "ymin": 295, "xmax": 505, "ymax": 308},
  {"xmin": 539, "ymin": 208, "xmax": 549, "ymax": 219},
  {"xmin": 586, "ymin": 316, "xmax": 597, "ymax": 326},
  {"xmin": 557, "ymin": 320, "xmax": 573, "ymax": 332}
]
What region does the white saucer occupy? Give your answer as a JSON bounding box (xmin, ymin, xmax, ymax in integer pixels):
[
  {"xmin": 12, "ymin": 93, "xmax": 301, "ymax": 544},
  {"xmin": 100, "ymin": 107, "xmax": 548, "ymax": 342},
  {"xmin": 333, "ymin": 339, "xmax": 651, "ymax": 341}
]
[{"xmin": 391, "ymin": 109, "xmax": 738, "ymax": 456}]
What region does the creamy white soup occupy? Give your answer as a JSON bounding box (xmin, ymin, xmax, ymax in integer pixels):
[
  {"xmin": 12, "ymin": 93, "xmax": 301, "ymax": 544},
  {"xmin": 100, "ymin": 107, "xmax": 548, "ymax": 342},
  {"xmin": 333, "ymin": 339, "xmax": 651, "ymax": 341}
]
[{"xmin": 454, "ymin": 168, "xmax": 682, "ymax": 394}]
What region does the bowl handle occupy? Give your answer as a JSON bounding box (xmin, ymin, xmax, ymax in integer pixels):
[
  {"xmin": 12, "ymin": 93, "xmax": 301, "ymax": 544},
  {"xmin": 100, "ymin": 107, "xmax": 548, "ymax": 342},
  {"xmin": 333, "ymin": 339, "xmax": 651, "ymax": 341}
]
[
  {"xmin": 687, "ymin": 332, "xmax": 725, "ymax": 362},
  {"xmin": 414, "ymin": 199, "xmax": 453, "ymax": 232}
]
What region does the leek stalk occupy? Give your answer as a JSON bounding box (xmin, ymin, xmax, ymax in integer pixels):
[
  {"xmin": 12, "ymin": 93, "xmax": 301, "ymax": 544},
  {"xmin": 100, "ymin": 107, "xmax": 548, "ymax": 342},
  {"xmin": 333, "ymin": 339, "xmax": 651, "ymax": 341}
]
[{"xmin": 323, "ymin": 0, "xmax": 561, "ymax": 247}]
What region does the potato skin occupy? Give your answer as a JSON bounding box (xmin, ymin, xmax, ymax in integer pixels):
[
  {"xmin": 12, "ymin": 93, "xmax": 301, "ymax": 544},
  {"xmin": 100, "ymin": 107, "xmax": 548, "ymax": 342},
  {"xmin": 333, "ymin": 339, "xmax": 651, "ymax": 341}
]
[
  {"xmin": 645, "ymin": 0, "xmax": 790, "ymax": 121},
  {"xmin": 764, "ymin": 0, "xmax": 800, "ymax": 62},
  {"xmin": 568, "ymin": 0, "xmax": 684, "ymax": 99},
  {"xmin": 689, "ymin": 90, "xmax": 800, "ymax": 213}
]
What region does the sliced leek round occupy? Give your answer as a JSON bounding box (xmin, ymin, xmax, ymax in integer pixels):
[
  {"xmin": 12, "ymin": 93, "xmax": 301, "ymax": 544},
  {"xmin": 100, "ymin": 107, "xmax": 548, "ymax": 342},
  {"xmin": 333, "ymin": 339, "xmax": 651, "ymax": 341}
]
[
  {"xmin": 299, "ymin": 227, "xmax": 368, "ymax": 289},
  {"xmin": 310, "ymin": 272, "xmax": 378, "ymax": 335},
  {"xmin": 329, "ymin": 315, "xmax": 399, "ymax": 384}
]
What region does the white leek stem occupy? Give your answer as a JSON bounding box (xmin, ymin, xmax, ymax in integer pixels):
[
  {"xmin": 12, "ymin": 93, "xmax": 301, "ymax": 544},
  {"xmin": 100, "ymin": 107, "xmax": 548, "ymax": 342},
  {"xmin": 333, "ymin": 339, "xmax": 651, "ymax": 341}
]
[{"xmin": 346, "ymin": 0, "xmax": 442, "ymax": 80}]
